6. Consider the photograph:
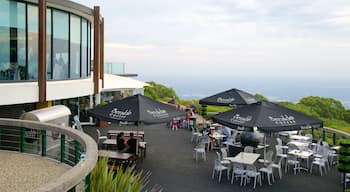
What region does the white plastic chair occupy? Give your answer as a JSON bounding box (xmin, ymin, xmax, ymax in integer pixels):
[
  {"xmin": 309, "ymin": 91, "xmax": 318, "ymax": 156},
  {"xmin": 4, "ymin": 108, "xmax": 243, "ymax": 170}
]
[
  {"xmin": 276, "ymin": 137, "xmax": 289, "ymax": 151},
  {"xmin": 244, "ymin": 146, "xmax": 254, "ymax": 153},
  {"xmin": 191, "ymin": 127, "xmax": 201, "ymax": 143},
  {"xmin": 193, "ymin": 143, "xmax": 206, "ymax": 161},
  {"xmin": 231, "ymin": 163, "xmax": 246, "ymax": 185},
  {"xmin": 212, "ymin": 158, "xmax": 229, "ymax": 183},
  {"xmin": 310, "ymin": 154, "xmax": 328, "ymax": 176},
  {"xmin": 96, "ymin": 129, "xmax": 107, "ymax": 144},
  {"xmin": 258, "ymin": 150, "xmax": 274, "ymax": 165},
  {"xmin": 244, "ymin": 165, "xmax": 262, "ymax": 189},
  {"xmin": 271, "ymin": 157, "xmax": 283, "ymax": 179},
  {"xmin": 259, "ymin": 163, "xmax": 275, "ymax": 185},
  {"xmin": 275, "ymin": 145, "xmax": 287, "ymax": 166},
  {"xmin": 285, "ymin": 154, "xmax": 301, "ymax": 175}
]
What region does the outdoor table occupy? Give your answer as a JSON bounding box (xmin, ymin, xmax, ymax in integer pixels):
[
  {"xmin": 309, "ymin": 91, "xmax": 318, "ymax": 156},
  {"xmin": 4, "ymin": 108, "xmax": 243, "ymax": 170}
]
[
  {"xmin": 288, "ymin": 141, "xmax": 310, "ymax": 150},
  {"xmin": 102, "ymin": 139, "xmax": 146, "ymax": 157},
  {"xmin": 226, "ymin": 152, "xmax": 260, "ymax": 165},
  {"xmin": 107, "ymin": 130, "xmax": 144, "ymax": 140},
  {"xmin": 288, "ymin": 149, "xmax": 314, "ymax": 170},
  {"xmin": 209, "ymin": 133, "xmax": 225, "ymax": 148},
  {"xmin": 289, "ymin": 135, "xmax": 311, "ymax": 143},
  {"xmin": 98, "ymin": 150, "xmax": 134, "ymax": 161}
]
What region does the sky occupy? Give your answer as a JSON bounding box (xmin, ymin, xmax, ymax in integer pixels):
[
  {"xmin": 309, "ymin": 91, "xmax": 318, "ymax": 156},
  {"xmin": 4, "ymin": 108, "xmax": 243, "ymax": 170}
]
[{"xmin": 74, "ymin": 0, "xmax": 350, "ymax": 80}]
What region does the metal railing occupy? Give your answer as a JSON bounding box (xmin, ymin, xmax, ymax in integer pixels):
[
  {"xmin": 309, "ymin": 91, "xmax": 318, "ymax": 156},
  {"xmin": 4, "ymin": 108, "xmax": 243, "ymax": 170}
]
[
  {"xmin": 0, "ymin": 118, "xmax": 98, "ymax": 192},
  {"xmin": 310, "ymin": 126, "xmax": 350, "ymax": 145}
]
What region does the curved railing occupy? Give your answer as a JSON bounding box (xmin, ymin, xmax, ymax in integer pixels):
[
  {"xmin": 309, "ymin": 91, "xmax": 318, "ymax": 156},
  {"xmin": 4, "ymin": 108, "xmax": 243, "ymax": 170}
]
[{"xmin": 0, "ymin": 118, "xmax": 98, "ymax": 192}]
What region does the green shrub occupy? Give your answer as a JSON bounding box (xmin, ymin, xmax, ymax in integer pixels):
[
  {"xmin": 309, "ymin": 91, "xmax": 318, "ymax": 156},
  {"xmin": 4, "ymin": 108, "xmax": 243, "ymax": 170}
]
[{"xmin": 90, "ymin": 157, "xmax": 154, "ymax": 192}]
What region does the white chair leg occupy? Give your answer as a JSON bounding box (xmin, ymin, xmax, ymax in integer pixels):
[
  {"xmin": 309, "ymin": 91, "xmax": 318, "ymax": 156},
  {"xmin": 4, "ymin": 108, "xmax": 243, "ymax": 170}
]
[
  {"xmin": 219, "ymin": 171, "xmax": 222, "ymax": 182},
  {"xmin": 267, "ymin": 174, "xmax": 271, "ymax": 185},
  {"xmin": 212, "ymin": 169, "xmax": 215, "ymax": 179},
  {"xmin": 278, "ymin": 168, "xmax": 282, "ymax": 179},
  {"xmin": 253, "ymin": 177, "xmax": 257, "ymax": 189}
]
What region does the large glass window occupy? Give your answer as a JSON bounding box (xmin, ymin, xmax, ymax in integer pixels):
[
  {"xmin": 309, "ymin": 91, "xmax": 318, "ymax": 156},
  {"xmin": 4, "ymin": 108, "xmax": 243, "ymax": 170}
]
[
  {"xmin": 52, "ymin": 10, "xmax": 68, "ymax": 80},
  {"xmin": 0, "ymin": 1, "xmax": 92, "ymax": 81},
  {"xmin": 70, "ymin": 15, "xmax": 81, "ymax": 79},
  {"xmin": 81, "ymin": 19, "xmax": 87, "ymax": 78},
  {"xmin": 46, "ymin": 9, "xmax": 52, "ymax": 79},
  {"xmin": 27, "ymin": 5, "xmax": 38, "ymax": 80},
  {"xmin": 0, "ymin": 1, "xmax": 26, "ymax": 80}
]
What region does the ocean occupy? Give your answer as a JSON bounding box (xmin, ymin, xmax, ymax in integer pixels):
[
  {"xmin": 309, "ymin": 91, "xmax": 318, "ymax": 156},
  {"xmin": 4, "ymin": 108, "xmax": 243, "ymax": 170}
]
[{"xmin": 137, "ymin": 75, "xmax": 350, "ymax": 109}]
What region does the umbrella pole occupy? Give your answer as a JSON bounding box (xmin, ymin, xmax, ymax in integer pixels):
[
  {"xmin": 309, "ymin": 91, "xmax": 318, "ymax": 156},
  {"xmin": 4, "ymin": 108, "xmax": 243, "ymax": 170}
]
[{"xmin": 264, "ymin": 134, "xmax": 267, "ymax": 165}]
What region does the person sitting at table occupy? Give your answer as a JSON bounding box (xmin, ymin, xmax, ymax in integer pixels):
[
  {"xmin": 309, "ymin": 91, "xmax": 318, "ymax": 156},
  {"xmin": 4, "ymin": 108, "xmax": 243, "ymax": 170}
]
[
  {"xmin": 125, "ymin": 132, "xmax": 138, "ymax": 154},
  {"xmin": 116, "ymin": 132, "xmax": 126, "ymax": 151}
]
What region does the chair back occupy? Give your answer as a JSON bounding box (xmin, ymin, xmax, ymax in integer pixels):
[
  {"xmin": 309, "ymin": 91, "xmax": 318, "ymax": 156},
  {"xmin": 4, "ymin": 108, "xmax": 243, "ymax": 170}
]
[
  {"xmin": 276, "ymin": 138, "xmax": 283, "ymax": 146},
  {"xmin": 275, "ymin": 145, "xmax": 283, "ymax": 155},
  {"xmin": 244, "ymin": 146, "xmax": 254, "ymax": 153},
  {"xmin": 266, "ymin": 150, "xmax": 274, "ymax": 162},
  {"xmin": 216, "ymin": 151, "xmax": 222, "ymax": 161},
  {"xmin": 246, "ymin": 164, "xmax": 257, "ymax": 172},
  {"xmin": 96, "ymin": 129, "xmax": 102, "ymax": 138},
  {"xmin": 220, "ymin": 148, "xmax": 228, "ymax": 158},
  {"xmin": 288, "ymin": 143, "xmax": 298, "ymax": 151}
]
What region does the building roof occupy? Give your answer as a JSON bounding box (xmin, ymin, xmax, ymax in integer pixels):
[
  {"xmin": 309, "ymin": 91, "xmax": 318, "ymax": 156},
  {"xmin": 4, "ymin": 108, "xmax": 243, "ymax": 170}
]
[{"xmin": 103, "ymin": 73, "xmax": 149, "ymax": 91}]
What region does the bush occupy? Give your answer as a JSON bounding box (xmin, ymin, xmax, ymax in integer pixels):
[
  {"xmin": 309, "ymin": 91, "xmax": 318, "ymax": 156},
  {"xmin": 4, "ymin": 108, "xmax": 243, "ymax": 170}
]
[{"xmin": 90, "ymin": 157, "xmax": 156, "ymax": 192}]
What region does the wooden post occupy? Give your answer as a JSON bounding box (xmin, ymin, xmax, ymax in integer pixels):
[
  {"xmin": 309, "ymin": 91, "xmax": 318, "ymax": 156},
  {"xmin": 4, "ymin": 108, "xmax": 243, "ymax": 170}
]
[
  {"xmin": 100, "ymin": 18, "xmax": 104, "ymax": 88},
  {"xmin": 38, "ymin": 0, "xmax": 47, "ymax": 102},
  {"xmin": 93, "ymin": 6, "xmax": 100, "ymax": 94}
]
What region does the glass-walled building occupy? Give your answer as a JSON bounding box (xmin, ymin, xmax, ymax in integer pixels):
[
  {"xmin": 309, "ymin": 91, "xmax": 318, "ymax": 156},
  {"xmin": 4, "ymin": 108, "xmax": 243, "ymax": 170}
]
[
  {"xmin": 0, "ymin": 0, "xmax": 104, "ymax": 107},
  {"xmin": 0, "ymin": 0, "xmax": 92, "ymax": 81}
]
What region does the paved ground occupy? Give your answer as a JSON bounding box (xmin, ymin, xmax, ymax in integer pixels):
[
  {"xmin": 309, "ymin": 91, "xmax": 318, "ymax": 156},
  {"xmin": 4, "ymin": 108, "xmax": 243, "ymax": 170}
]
[
  {"xmin": 84, "ymin": 123, "xmax": 342, "ymax": 192},
  {"xmin": 0, "ymin": 150, "xmax": 69, "ymax": 192}
]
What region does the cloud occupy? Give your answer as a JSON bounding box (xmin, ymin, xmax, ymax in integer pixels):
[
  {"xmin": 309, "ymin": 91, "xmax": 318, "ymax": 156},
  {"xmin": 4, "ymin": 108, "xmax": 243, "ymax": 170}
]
[{"xmin": 105, "ymin": 43, "xmax": 156, "ymax": 50}]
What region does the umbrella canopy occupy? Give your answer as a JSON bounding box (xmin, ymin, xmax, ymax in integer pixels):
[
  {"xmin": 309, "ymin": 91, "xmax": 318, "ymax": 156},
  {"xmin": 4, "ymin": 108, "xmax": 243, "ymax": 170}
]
[
  {"xmin": 87, "ymin": 94, "xmax": 186, "ymax": 124},
  {"xmin": 199, "ymin": 88, "xmax": 260, "ymax": 106},
  {"xmin": 212, "ymin": 101, "xmax": 323, "ymax": 132}
]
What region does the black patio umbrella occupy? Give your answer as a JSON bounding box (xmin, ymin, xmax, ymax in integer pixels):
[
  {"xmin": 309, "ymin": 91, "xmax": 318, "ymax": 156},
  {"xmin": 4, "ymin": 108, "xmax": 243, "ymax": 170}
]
[
  {"xmin": 212, "ymin": 101, "xmax": 323, "ymax": 162},
  {"xmin": 87, "ymin": 94, "xmax": 186, "ymax": 124},
  {"xmin": 212, "ymin": 101, "xmax": 323, "ymax": 132},
  {"xmin": 199, "ymin": 88, "xmax": 260, "ymax": 106}
]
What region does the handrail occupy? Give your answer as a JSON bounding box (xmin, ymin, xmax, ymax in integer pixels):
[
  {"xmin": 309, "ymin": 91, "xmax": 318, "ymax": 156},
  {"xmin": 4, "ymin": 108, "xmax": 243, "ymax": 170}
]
[
  {"xmin": 0, "ymin": 118, "xmax": 98, "ymax": 192},
  {"xmin": 324, "ymin": 127, "xmax": 350, "ymax": 139}
]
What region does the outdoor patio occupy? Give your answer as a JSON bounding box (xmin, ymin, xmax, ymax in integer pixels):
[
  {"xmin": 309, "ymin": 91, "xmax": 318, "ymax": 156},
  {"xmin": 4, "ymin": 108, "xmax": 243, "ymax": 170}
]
[{"xmin": 84, "ymin": 123, "xmax": 342, "ymax": 192}]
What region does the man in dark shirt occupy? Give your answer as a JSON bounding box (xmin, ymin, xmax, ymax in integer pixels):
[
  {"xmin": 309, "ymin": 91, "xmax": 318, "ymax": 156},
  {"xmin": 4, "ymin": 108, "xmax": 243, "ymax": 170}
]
[
  {"xmin": 126, "ymin": 132, "xmax": 138, "ymax": 154},
  {"xmin": 116, "ymin": 132, "xmax": 126, "ymax": 151}
]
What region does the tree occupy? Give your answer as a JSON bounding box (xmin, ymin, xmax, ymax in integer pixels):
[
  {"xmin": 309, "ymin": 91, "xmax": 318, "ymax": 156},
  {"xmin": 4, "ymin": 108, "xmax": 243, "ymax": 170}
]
[
  {"xmin": 299, "ymin": 96, "xmax": 346, "ymax": 120},
  {"xmin": 144, "ymin": 81, "xmax": 178, "ymax": 101}
]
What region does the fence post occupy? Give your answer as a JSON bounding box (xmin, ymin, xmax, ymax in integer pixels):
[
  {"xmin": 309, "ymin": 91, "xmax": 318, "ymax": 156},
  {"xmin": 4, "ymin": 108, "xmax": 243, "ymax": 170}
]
[
  {"xmin": 74, "ymin": 141, "xmax": 80, "ymax": 164},
  {"xmin": 41, "ymin": 130, "xmax": 46, "ymax": 156},
  {"xmin": 85, "ymin": 173, "xmax": 91, "ymax": 192},
  {"xmin": 333, "ymin": 133, "xmax": 336, "ymax": 145},
  {"xmin": 311, "ymin": 128, "xmax": 314, "ymax": 140},
  {"xmin": 322, "ymin": 128, "xmax": 326, "ymax": 141},
  {"xmin": 61, "ymin": 134, "xmax": 66, "ymax": 163},
  {"xmin": 20, "ymin": 128, "xmax": 25, "ymax": 152}
]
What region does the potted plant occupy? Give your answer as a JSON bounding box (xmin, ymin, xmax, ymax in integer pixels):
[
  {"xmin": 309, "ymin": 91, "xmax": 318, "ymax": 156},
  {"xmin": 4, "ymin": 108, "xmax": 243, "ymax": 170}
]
[{"xmin": 337, "ymin": 139, "xmax": 350, "ymax": 191}]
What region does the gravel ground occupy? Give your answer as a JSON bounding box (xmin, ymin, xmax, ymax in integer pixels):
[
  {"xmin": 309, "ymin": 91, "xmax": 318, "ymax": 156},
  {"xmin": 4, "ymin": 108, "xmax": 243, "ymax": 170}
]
[{"xmin": 0, "ymin": 150, "xmax": 70, "ymax": 192}]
